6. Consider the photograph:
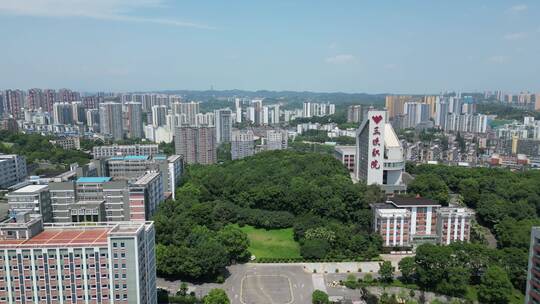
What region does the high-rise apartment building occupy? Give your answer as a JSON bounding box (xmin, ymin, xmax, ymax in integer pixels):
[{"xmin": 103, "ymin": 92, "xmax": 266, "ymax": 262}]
[
  {"xmin": 403, "ymin": 102, "xmax": 431, "ymax": 128},
  {"xmin": 172, "ymin": 101, "xmax": 200, "ymax": 126},
  {"xmin": 99, "ymin": 102, "xmax": 123, "ymax": 141},
  {"xmin": 174, "ymin": 126, "xmax": 217, "ymax": 165},
  {"xmin": 435, "ymin": 100, "xmax": 449, "ymax": 129},
  {"xmin": 214, "ymin": 108, "xmax": 233, "ymax": 144},
  {"xmin": 385, "ymin": 95, "xmax": 413, "ymax": 119},
  {"xmin": 235, "ymin": 98, "xmax": 242, "ymax": 123},
  {"xmin": 302, "ymin": 102, "xmax": 335, "ymax": 118},
  {"xmin": 71, "ymin": 101, "xmax": 86, "ymax": 124},
  {"xmin": 347, "ymin": 105, "xmax": 363, "ymax": 123},
  {"xmin": 0, "ymin": 214, "xmax": 156, "ymax": 304},
  {"xmin": 0, "ymin": 154, "xmax": 27, "ymax": 189},
  {"xmin": 86, "ymin": 109, "xmax": 100, "ymax": 132},
  {"xmin": 53, "ymin": 103, "xmax": 74, "ymax": 125},
  {"xmin": 125, "ymin": 102, "xmax": 143, "ymax": 139},
  {"xmin": 151, "ymin": 105, "xmax": 167, "ymax": 127},
  {"xmin": 231, "ymin": 130, "xmax": 254, "ymax": 160},
  {"xmin": 265, "ymin": 130, "xmax": 288, "ymax": 151},
  {"xmin": 3, "ymin": 89, "xmax": 25, "ymax": 119}
]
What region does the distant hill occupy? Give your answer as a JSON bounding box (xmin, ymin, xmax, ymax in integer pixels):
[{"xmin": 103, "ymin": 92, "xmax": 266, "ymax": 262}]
[{"xmin": 144, "ymin": 89, "xmax": 386, "ymax": 105}]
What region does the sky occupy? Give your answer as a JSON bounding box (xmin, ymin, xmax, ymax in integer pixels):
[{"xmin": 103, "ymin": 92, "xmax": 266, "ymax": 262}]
[{"xmin": 0, "ymin": 0, "xmax": 539, "ymax": 94}]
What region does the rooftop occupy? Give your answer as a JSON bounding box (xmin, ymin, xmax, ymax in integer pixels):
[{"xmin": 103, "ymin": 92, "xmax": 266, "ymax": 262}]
[
  {"xmin": 388, "ymin": 196, "xmax": 441, "ymax": 207},
  {"xmin": 124, "ymin": 155, "xmax": 149, "ymax": 160},
  {"xmin": 384, "ymin": 123, "xmax": 401, "ymax": 148},
  {"xmin": 134, "ymin": 172, "xmax": 161, "ymax": 185},
  {"xmin": 0, "ymin": 228, "xmax": 110, "ymax": 248},
  {"xmin": 12, "ymin": 184, "xmax": 48, "ymax": 193},
  {"xmin": 109, "ymin": 155, "xmax": 150, "ymax": 161},
  {"xmin": 76, "ymin": 177, "xmax": 112, "ymax": 183},
  {"xmin": 334, "ymin": 145, "xmax": 356, "ymax": 153}
]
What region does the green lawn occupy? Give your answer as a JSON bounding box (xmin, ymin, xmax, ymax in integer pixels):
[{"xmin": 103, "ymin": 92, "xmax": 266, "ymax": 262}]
[{"xmin": 237, "ymin": 225, "xmax": 301, "ymax": 259}]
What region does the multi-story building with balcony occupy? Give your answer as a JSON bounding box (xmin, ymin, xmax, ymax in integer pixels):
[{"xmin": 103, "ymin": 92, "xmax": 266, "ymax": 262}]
[
  {"xmin": 92, "ymin": 144, "xmax": 160, "ymax": 159},
  {"xmin": 436, "ymin": 207, "xmax": 474, "ymax": 245},
  {"xmin": 372, "ymin": 196, "xmax": 474, "ymax": 248},
  {"xmin": 0, "ymin": 212, "xmax": 156, "ymax": 304},
  {"xmin": 373, "ymin": 208, "xmax": 411, "ymax": 247}
]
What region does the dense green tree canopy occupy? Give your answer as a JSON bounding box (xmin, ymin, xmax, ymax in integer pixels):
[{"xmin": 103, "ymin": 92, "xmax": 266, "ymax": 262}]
[
  {"xmin": 203, "ymin": 289, "xmax": 230, "ymax": 304},
  {"xmin": 154, "ymin": 150, "xmax": 384, "ymax": 278},
  {"xmin": 0, "ymin": 131, "xmax": 91, "ymax": 169}
]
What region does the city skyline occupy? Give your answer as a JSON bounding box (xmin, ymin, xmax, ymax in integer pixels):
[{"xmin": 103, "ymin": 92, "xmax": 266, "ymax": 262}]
[{"xmin": 0, "ymin": 0, "xmax": 539, "ymax": 93}]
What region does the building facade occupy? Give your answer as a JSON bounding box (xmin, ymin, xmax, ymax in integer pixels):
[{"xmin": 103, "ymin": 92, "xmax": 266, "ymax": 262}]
[
  {"xmin": 92, "ymin": 145, "xmax": 160, "ymax": 159},
  {"xmin": 99, "ymin": 102, "xmax": 123, "ymax": 141},
  {"xmin": 231, "ymin": 130, "xmax": 255, "ymax": 160},
  {"xmin": 7, "ymin": 185, "xmax": 53, "ymax": 223},
  {"xmin": 265, "ymin": 130, "xmax": 288, "ymax": 151},
  {"xmin": 174, "ymin": 126, "xmax": 216, "ymax": 165},
  {"xmin": 214, "ymin": 108, "xmax": 233, "ymax": 144},
  {"xmin": 0, "ymin": 154, "xmax": 27, "ymax": 189},
  {"xmin": 0, "ymin": 214, "xmax": 156, "ymax": 304},
  {"xmin": 125, "ymin": 102, "xmax": 143, "ymax": 139},
  {"xmin": 355, "ymin": 110, "xmax": 405, "ymax": 193},
  {"xmin": 526, "ymin": 227, "xmax": 540, "ymax": 303},
  {"xmin": 372, "ymin": 197, "xmax": 474, "ymax": 248},
  {"xmin": 334, "ymin": 146, "xmax": 356, "ymax": 173}
]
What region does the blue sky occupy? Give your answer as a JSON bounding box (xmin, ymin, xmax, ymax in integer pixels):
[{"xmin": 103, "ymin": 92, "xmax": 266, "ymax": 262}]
[{"xmin": 0, "ymin": 0, "xmax": 538, "ymax": 94}]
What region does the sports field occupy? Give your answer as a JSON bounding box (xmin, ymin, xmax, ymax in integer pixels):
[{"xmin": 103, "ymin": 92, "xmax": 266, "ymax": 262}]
[{"xmin": 237, "ymin": 225, "xmax": 301, "ymax": 259}]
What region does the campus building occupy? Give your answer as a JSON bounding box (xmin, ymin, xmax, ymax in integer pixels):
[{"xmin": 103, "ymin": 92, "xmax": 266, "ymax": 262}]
[
  {"xmin": 95, "ymin": 154, "xmax": 182, "ymax": 198},
  {"xmin": 371, "ymin": 196, "xmax": 474, "ymax": 248},
  {"xmin": 92, "ymin": 144, "xmax": 160, "ymax": 159},
  {"xmin": 334, "ymin": 146, "xmax": 356, "ymax": 173},
  {"xmin": 7, "ymin": 185, "xmax": 53, "ymax": 223},
  {"xmin": 49, "ymin": 177, "xmax": 129, "ymax": 223},
  {"xmin": 0, "ymin": 154, "xmax": 27, "ymax": 189},
  {"xmin": 436, "ymin": 207, "xmax": 475, "ymax": 245},
  {"xmin": 355, "ymin": 110, "xmax": 406, "ymax": 193},
  {"xmin": 0, "ymin": 213, "xmax": 156, "ymax": 304},
  {"xmin": 527, "ymin": 227, "xmax": 540, "ymax": 303}
]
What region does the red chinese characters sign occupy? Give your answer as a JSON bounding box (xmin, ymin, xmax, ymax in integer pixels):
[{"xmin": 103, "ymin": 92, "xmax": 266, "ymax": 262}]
[
  {"xmin": 366, "ymin": 111, "xmax": 385, "ymax": 185},
  {"xmin": 370, "ymin": 115, "xmax": 383, "ymax": 170}
]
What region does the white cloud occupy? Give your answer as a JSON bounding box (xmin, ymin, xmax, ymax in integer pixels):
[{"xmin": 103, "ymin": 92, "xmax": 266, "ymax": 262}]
[
  {"xmin": 503, "ymin": 32, "xmax": 528, "ymax": 40},
  {"xmin": 325, "ymin": 54, "xmax": 357, "ymax": 64},
  {"xmin": 487, "ymin": 55, "xmax": 509, "ymax": 64},
  {"xmin": 0, "ymin": 0, "xmax": 214, "ymax": 29},
  {"xmin": 509, "ymin": 4, "xmax": 528, "ymax": 12}
]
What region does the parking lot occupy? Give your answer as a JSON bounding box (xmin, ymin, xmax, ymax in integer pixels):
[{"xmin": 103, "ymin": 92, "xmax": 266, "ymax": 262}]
[
  {"xmin": 157, "ymin": 258, "xmax": 410, "ymax": 304},
  {"xmin": 241, "ymin": 275, "xmax": 293, "ymax": 304}
]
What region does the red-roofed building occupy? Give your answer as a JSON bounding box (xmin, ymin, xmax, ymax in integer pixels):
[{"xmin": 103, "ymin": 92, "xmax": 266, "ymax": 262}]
[{"xmin": 0, "ymin": 213, "xmax": 156, "ymax": 304}]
